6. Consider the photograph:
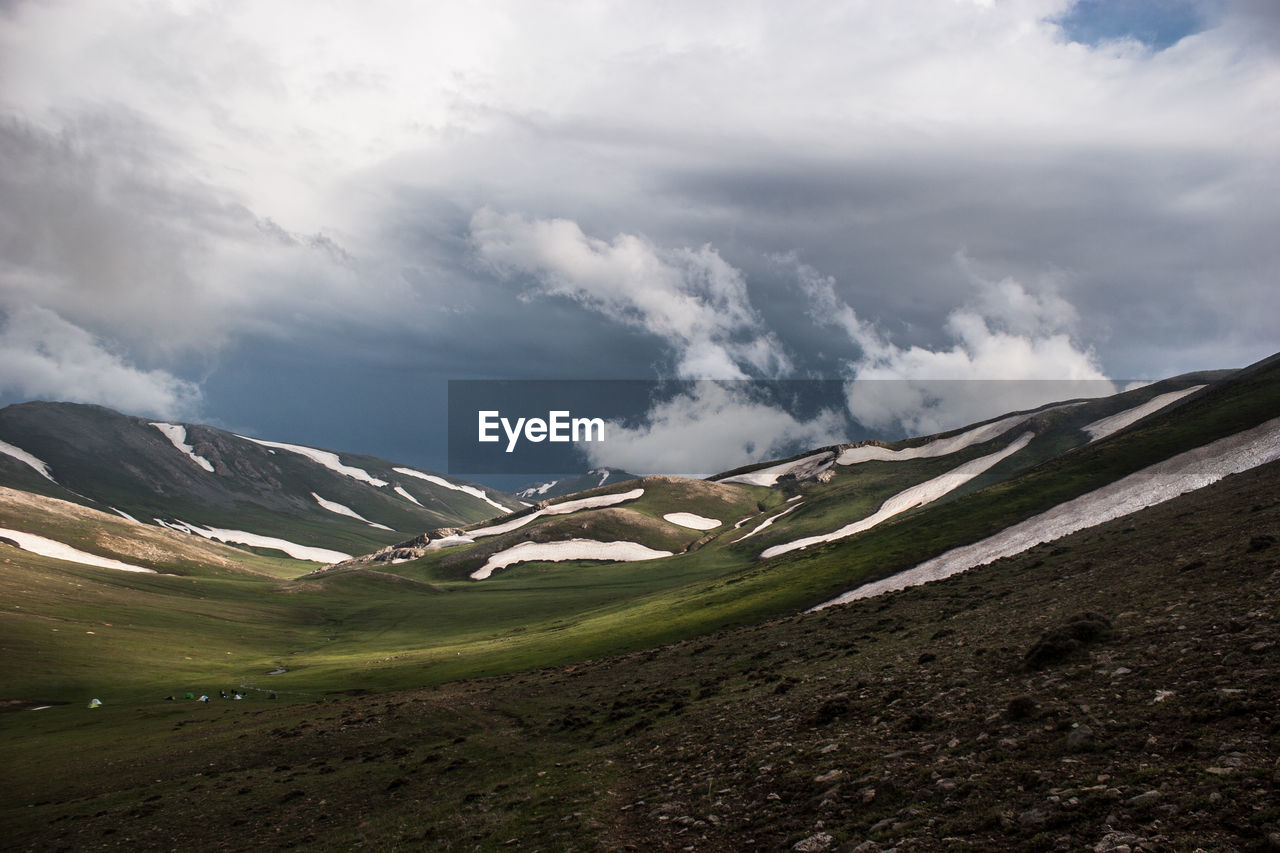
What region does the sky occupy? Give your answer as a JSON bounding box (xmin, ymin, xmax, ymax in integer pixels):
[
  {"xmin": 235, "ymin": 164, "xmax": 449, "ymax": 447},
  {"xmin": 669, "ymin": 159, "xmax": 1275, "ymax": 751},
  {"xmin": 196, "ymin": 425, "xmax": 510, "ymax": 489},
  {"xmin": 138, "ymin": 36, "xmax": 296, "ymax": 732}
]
[{"xmin": 0, "ymin": 0, "xmax": 1276, "ymax": 484}]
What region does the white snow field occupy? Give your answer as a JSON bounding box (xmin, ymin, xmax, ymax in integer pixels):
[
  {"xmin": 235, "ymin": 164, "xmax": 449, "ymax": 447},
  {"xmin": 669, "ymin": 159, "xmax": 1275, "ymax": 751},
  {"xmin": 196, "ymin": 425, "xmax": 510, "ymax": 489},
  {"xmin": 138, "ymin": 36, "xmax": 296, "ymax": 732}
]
[
  {"xmin": 393, "ymin": 485, "xmax": 422, "ymax": 506},
  {"xmin": 663, "ymin": 512, "xmax": 721, "ymax": 530},
  {"xmin": 738, "ymin": 502, "xmax": 804, "ymax": 540},
  {"xmin": 392, "ymin": 467, "xmax": 507, "ymax": 512},
  {"xmin": 311, "ymin": 492, "xmax": 393, "ymax": 530},
  {"xmin": 423, "ymin": 534, "xmax": 476, "ymax": 550},
  {"xmin": 0, "ymin": 438, "xmax": 57, "ymax": 483},
  {"xmin": 813, "ymin": 415, "xmax": 1280, "ymax": 610},
  {"xmin": 433, "ymin": 488, "xmax": 647, "ymax": 546},
  {"xmin": 160, "ymin": 520, "xmax": 352, "ymax": 563},
  {"xmin": 1081, "ymin": 385, "xmax": 1205, "ymax": 442},
  {"xmin": 150, "ymin": 422, "xmax": 215, "ymax": 472},
  {"xmin": 520, "ymin": 480, "xmax": 558, "ymax": 497},
  {"xmin": 470, "ymin": 538, "xmax": 674, "ymax": 580},
  {"xmin": 0, "ymin": 526, "xmax": 155, "ymax": 573},
  {"xmin": 717, "ymin": 451, "xmax": 833, "ymax": 486},
  {"xmin": 110, "ymin": 507, "xmax": 140, "ymax": 523},
  {"xmin": 836, "ymin": 411, "xmax": 1036, "ymax": 467},
  {"xmin": 763, "ymin": 433, "xmax": 1034, "ymax": 560},
  {"xmin": 237, "ymin": 435, "xmax": 389, "ymax": 487}
]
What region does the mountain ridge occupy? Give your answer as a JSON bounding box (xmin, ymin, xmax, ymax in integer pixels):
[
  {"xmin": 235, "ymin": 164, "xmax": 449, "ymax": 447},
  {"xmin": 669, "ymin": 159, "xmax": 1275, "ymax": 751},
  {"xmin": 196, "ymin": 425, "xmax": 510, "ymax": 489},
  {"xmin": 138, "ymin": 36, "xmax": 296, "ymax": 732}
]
[{"xmin": 0, "ymin": 400, "xmax": 523, "ymax": 560}]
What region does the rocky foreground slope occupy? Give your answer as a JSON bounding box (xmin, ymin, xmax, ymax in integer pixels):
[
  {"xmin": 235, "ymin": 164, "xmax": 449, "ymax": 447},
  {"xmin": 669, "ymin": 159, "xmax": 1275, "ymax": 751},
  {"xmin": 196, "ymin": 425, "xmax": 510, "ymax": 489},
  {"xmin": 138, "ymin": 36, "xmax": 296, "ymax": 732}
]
[{"xmin": 8, "ymin": 456, "xmax": 1277, "ymax": 851}]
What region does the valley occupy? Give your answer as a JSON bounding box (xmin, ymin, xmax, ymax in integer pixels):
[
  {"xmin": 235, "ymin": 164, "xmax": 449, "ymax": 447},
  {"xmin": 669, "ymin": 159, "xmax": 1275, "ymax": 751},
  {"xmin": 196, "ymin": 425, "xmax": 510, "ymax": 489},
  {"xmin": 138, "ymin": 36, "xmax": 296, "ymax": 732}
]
[
  {"xmin": 1, "ymin": 355, "xmax": 1278, "ymax": 850},
  {"xmin": 3, "ymin": 450, "xmax": 1276, "ymax": 851}
]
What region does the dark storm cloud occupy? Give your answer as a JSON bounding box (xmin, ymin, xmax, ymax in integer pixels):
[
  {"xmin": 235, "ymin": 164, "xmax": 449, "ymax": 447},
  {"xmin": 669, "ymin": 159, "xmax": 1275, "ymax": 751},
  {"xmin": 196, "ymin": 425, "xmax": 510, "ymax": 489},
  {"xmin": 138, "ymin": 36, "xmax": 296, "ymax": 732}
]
[
  {"xmin": 640, "ymin": 134, "xmax": 1276, "ymax": 378},
  {"xmin": 0, "ymin": 110, "xmax": 381, "ymax": 416}
]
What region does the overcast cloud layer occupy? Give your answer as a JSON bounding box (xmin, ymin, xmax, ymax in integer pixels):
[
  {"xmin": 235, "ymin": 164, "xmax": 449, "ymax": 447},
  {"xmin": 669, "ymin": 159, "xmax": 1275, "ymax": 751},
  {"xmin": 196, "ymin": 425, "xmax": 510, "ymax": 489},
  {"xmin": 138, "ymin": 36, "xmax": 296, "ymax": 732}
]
[{"xmin": 0, "ymin": 0, "xmax": 1276, "ymax": 476}]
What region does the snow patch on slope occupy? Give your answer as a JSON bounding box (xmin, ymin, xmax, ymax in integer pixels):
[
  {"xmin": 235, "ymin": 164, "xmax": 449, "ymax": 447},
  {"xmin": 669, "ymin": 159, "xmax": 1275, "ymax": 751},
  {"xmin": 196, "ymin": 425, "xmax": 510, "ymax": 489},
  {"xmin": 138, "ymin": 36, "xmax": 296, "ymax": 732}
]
[
  {"xmin": 0, "ymin": 438, "xmax": 57, "ymax": 483},
  {"xmin": 837, "ymin": 412, "xmax": 1035, "ymax": 466},
  {"xmin": 718, "ymin": 451, "xmax": 832, "ymax": 486},
  {"xmin": 738, "ymin": 502, "xmax": 804, "ymax": 540},
  {"xmin": 471, "ymin": 488, "xmax": 645, "ymax": 537},
  {"xmin": 311, "ymin": 492, "xmax": 393, "ymax": 531},
  {"xmin": 392, "ymin": 467, "xmax": 507, "ymax": 512},
  {"xmin": 663, "ymin": 512, "xmax": 721, "ymax": 530},
  {"xmin": 424, "ymin": 534, "xmax": 476, "ymax": 550},
  {"xmin": 1082, "ymin": 386, "xmax": 1205, "ymax": 442},
  {"xmin": 429, "ymin": 488, "xmax": 647, "ymax": 547},
  {"xmin": 110, "ymin": 507, "xmax": 140, "ymax": 523},
  {"xmin": 150, "ymin": 422, "xmax": 215, "ymax": 472},
  {"xmin": 393, "ymin": 485, "xmax": 422, "ymax": 506},
  {"xmin": 238, "ymin": 435, "xmax": 388, "ymax": 487},
  {"xmin": 164, "ymin": 520, "xmax": 352, "ymax": 563},
  {"xmin": 742, "ymin": 499, "xmax": 798, "ymax": 537},
  {"xmin": 517, "ymin": 480, "xmax": 558, "ymax": 499},
  {"xmin": 471, "ymin": 538, "xmax": 674, "ymax": 580},
  {"xmin": 764, "ymin": 433, "xmax": 1034, "ymax": 559},
  {"xmin": 0, "ymin": 526, "xmax": 155, "ymax": 573},
  {"xmin": 814, "ymin": 416, "xmax": 1280, "ymax": 609}
]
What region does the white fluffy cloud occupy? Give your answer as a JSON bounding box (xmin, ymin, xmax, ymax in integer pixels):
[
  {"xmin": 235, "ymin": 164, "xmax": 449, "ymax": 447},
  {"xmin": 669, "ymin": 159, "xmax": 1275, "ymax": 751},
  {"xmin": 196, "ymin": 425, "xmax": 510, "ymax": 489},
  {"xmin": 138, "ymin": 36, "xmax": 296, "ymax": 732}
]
[
  {"xmin": 471, "ymin": 209, "xmax": 791, "ymax": 379},
  {"xmin": 0, "ymin": 305, "xmax": 203, "ymax": 419},
  {"xmin": 582, "ymin": 383, "xmax": 846, "ymax": 477},
  {"xmin": 793, "ymin": 256, "xmax": 1114, "ymax": 434}
]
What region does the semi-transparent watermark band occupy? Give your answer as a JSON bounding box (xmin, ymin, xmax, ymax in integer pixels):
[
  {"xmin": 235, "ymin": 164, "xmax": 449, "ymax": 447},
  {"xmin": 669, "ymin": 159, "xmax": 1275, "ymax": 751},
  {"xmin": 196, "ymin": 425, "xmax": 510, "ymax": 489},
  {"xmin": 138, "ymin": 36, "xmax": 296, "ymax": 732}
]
[{"xmin": 447, "ymin": 378, "xmax": 1128, "ymax": 475}]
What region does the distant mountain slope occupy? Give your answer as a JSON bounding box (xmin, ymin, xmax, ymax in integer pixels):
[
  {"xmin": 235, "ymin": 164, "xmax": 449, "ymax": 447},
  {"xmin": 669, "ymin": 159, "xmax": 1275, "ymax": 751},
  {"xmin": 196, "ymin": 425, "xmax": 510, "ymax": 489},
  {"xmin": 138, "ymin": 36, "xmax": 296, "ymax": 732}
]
[
  {"xmin": 515, "ymin": 467, "xmax": 640, "ymax": 500},
  {"xmin": 0, "ymin": 402, "xmax": 523, "ymax": 559}
]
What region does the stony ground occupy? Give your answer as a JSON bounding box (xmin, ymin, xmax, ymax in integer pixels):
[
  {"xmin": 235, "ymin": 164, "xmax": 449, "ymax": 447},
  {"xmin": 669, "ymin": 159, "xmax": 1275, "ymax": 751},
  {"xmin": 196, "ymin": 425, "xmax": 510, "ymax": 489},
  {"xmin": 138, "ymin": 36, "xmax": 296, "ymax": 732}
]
[{"xmin": 6, "ymin": 460, "xmax": 1279, "ymax": 852}]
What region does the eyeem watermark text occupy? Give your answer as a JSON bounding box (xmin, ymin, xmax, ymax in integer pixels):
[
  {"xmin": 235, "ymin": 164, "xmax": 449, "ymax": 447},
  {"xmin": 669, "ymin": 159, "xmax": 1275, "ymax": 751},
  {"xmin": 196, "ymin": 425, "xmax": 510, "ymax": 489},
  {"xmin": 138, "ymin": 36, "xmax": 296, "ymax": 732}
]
[{"xmin": 478, "ymin": 410, "xmax": 605, "ymax": 453}]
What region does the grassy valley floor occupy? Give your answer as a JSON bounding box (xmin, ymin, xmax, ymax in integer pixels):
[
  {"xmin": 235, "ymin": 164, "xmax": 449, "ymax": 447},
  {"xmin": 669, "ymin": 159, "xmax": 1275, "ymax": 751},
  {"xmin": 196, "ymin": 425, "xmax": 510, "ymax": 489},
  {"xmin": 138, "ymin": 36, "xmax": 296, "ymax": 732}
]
[{"xmin": 3, "ymin": 458, "xmax": 1278, "ymax": 851}]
